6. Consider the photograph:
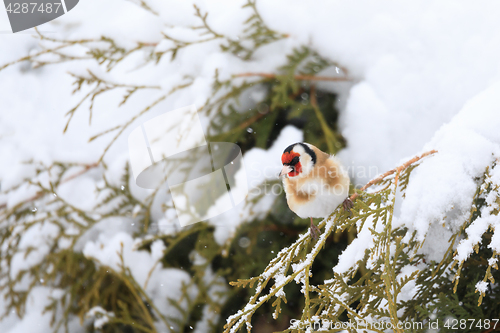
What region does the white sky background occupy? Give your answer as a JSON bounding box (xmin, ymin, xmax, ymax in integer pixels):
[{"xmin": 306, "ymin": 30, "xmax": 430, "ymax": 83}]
[{"xmin": 1, "ymin": 1, "xmax": 500, "ymax": 332}]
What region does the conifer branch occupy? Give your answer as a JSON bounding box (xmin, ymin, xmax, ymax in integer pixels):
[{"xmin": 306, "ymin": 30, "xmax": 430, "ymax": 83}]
[
  {"xmin": 0, "ymin": 162, "xmax": 99, "ymax": 210},
  {"xmin": 349, "ymin": 149, "xmax": 438, "ymax": 202}
]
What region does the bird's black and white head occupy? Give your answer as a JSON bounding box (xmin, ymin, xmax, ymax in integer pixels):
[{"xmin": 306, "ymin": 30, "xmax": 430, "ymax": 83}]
[{"xmin": 279, "ymin": 142, "xmax": 317, "ymax": 178}]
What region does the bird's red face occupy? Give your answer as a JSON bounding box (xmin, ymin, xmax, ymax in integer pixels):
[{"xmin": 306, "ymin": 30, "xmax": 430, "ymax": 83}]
[{"xmin": 280, "ymin": 151, "xmax": 302, "ymax": 177}]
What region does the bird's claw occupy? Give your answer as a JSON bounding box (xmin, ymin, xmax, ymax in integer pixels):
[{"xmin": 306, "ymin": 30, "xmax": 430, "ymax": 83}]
[
  {"xmin": 310, "ymin": 223, "xmax": 320, "ymax": 240},
  {"xmin": 342, "ymin": 197, "xmax": 353, "ymax": 211}
]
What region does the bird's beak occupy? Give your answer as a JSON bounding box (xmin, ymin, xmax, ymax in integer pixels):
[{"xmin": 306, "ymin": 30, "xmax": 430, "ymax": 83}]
[{"xmin": 278, "ymin": 165, "xmax": 293, "ymax": 178}]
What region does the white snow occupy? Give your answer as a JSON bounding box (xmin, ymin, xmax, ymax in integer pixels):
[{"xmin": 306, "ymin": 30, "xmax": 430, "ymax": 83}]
[
  {"xmin": 475, "ymin": 281, "xmax": 488, "ymax": 294},
  {"xmin": 334, "ymin": 215, "xmax": 375, "ymax": 274},
  {"xmin": 85, "ymin": 306, "xmax": 115, "ymax": 329}
]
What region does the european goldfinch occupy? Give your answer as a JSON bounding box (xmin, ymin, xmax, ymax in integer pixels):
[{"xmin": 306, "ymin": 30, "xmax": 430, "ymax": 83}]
[{"xmin": 279, "ymin": 142, "xmax": 351, "ymax": 239}]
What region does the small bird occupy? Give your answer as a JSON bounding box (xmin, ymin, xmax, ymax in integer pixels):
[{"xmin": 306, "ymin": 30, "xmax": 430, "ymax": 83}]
[{"xmin": 279, "ymin": 142, "xmax": 351, "ymax": 239}]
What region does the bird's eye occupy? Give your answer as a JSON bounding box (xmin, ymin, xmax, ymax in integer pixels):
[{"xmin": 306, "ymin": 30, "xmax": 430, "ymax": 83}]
[{"xmin": 290, "ymin": 156, "xmax": 299, "ymax": 165}]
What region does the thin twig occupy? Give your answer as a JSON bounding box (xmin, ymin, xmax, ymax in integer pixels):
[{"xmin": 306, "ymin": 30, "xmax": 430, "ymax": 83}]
[
  {"xmin": 62, "ymin": 162, "xmax": 100, "ymax": 183},
  {"xmin": 349, "ymin": 150, "xmax": 438, "ymax": 202}
]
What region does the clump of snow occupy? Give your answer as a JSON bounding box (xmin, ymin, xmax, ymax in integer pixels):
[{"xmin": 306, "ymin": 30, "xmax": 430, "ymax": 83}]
[
  {"xmin": 85, "ymin": 306, "xmax": 115, "ymax": 329},
  {"xmin": 475, "ymin": 281, "xmax": 488, "ymax": 294},
  {"xmin": 395, "ymin": 82, "xmax": 499, "ymax": 266},
  {"xmin": 488, "ymin": 257, "xmax": 498, "ymax": 267}
]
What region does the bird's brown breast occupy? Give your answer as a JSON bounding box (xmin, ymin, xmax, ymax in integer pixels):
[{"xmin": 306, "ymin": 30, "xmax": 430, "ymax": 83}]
[
  {"xmin": 283, "ymin": 156, "xmax": 345, "ymax": 207},
  {"xmin": 284, "ymin": 178, "xmax": 316, "ymax": 204}
]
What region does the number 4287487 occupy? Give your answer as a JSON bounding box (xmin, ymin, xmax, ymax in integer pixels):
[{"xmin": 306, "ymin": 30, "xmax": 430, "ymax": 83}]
[
  {"xmin": 6, "ymin": 2, "xmax": 62, "ymax": 14},
  {"xmin": 444, "ymin": 318, "xmax": 499, "ymax": 330}
]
